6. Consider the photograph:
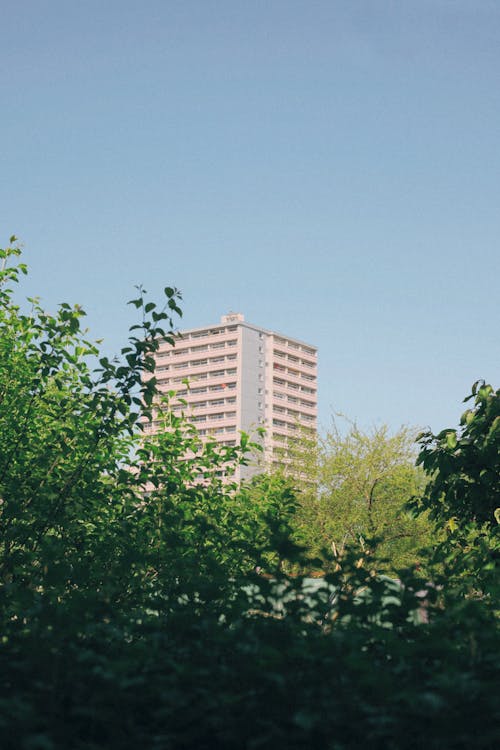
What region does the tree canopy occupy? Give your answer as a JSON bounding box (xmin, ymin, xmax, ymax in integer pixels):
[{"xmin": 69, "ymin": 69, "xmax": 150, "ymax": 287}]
[
  {"xmin": 0, "ymin": 238, "xmax": 498, "ymax": 750},
  {"xmin": 269, "ymin": 420, "xmax": 432, "ymax": 573},
  {"xmin": 415, "ymin": 380, "xmax": 500, "ymax": 527}
]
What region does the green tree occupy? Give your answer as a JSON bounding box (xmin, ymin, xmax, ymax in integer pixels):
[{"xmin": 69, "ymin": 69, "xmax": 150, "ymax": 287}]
[
  {"xmin": 236, "ymin": 472, "xmax": 306, "ymax": 572},
  {"xmin": 0, "ymin": 238, "xmax": 266, "ymax": 621},
  {"xmin": 291, "ymin": 420, "xmax": 432, "ymax": 572},
  {"xmin": 415, "ymin": 380, "xmax": 500, "ymax": 527},
  {"xmin": 412, "ymin": 381, "xmax": 500, "ymax": 604}
]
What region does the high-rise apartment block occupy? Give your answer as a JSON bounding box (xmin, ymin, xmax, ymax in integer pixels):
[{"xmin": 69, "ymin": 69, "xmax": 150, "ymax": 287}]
[{"xmin": 147, "ymin": 313, "xmax": 317, "ymax": 480}]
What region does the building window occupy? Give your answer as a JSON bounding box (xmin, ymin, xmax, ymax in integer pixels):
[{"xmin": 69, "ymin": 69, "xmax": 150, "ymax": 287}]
[{"xmin": 300, "ymin": 386, "xmax": 316, "ymax": 395}]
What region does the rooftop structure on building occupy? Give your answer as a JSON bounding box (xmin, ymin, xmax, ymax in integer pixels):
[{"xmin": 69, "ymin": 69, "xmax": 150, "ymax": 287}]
[{"xmin": 146, "ymin": 313, "xmax": 318, "ymax": 481}]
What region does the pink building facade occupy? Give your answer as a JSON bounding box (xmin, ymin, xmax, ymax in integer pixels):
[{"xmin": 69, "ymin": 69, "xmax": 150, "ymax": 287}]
[{"xmin": 147, "ymin": 313, "xmax": 317, "ymax": 480}]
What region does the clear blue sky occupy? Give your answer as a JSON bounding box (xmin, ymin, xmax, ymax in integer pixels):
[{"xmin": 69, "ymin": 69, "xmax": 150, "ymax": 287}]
[{"xmin": 1, "ymin": 0, "xmax": 499, "ymax": 434}]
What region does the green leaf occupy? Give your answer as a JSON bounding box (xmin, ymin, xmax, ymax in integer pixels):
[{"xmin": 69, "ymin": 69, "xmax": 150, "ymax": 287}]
[{"xmin": 446, "ymin": 432, "xmax": 457, "ymax": 450}]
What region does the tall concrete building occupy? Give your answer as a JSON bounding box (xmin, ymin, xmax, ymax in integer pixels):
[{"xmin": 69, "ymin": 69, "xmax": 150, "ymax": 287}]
[{"xmin": 146, "ymin": 313, "xmax": 317, "ymax": 480}]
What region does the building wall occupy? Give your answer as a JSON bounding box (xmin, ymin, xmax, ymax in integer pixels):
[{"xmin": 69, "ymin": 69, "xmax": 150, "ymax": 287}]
[{"xmin": 238, "ymin": 324, "xmax": 265, "ymax": 480}]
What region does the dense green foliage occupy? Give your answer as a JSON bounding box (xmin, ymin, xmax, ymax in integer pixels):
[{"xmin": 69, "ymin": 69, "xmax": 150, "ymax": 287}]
[
  {"xmin": 0, "ymin": 239, "xmax": 498, "ymax": 749},
  {"xmin": 415, "ymin": 380, "xmax": 500, "ymax": 527},
  {"xmin": 268, "ymin": 422, "xmax": 433, "ymax": 573}
]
